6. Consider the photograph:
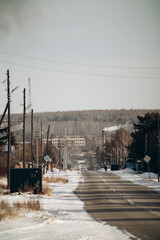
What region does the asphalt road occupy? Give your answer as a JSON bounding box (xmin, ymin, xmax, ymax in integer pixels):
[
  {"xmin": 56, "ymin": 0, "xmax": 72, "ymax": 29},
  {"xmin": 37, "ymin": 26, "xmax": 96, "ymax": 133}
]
[{"xmin": 74, "ymin": 171, "xmax": 160, "ymax": 240}]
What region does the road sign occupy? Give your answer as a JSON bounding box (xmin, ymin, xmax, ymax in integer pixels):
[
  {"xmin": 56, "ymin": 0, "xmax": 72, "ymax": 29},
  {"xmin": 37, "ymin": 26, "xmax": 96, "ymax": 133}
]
[
  {"xmin": 44, "ymin": 155, "xmax": 51, "ymax": 162},
  {"xmin": 144, "ymin": 155, "xmax": 151, "ymax": 163}
]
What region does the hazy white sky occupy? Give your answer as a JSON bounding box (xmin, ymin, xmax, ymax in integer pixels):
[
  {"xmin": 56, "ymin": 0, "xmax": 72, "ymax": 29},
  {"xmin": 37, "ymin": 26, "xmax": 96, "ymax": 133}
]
[{"xmin": 0, "ymin": 0, "xmax": 160, "ymax": 114}]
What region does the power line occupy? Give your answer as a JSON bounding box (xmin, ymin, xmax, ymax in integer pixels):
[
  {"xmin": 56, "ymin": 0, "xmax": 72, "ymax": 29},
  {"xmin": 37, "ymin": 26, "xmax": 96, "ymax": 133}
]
[
  {"xmin": 0, "ymin": 59, "xmax": 160, "ymax": 79},
  {"xmin": 0, "ymin": 50, "xmax": 160, "ymax": 70}
]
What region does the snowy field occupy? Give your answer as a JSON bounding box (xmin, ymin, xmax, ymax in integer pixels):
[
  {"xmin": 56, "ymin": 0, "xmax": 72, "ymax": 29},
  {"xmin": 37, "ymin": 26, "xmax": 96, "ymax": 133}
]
[{"xmin": 1, "ymin": 168, "xmax": 159, "ymax": 240}]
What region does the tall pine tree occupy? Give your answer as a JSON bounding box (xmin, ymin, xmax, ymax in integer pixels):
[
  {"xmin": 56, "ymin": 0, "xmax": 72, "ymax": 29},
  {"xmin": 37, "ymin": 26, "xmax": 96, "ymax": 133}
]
[{"xmin": 128, "ymin": 112, "xmax": 160, "ymax": 173}]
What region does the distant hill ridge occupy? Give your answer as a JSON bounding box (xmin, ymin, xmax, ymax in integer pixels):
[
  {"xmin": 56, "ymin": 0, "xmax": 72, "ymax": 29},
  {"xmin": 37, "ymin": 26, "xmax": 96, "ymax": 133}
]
[
  {"xmin": 2, "ymin": 109, "xmax": 159, "ymax": 141},
  {"xmin": 13, "ymin": 109, "xmax": 157, "ymax": 122}
]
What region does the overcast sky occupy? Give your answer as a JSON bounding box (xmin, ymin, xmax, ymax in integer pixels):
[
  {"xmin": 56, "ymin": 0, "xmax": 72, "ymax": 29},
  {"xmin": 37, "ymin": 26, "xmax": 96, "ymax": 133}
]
[{"xmin": 0, "ymin": 0, "xmax": 160, "ymax": 114}]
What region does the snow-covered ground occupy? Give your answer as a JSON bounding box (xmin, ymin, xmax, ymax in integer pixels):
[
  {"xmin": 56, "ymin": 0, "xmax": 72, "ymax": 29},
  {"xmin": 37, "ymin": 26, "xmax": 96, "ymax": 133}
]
[
  {"xmin": 110, "ymin": 168, "xmax": 160, "ymax": 193},
  {"xmin": 1, "ymin": 168, "xmax": 159, "ymax": 240}
]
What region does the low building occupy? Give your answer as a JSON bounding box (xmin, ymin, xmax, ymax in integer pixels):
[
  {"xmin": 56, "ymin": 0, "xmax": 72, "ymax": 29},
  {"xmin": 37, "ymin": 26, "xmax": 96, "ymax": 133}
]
[{"xmin": 44, "ymin": 137, "xmax": 85, "ymax": 148}]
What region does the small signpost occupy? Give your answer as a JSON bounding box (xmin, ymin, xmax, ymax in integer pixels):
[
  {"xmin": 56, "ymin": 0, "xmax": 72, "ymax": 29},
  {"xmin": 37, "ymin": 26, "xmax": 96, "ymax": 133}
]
[
  {"xmin": 144, "ymin": 155, "xmax": 151, "ymax": 180},
  {"xmin": 44, "ymin": 155, "xmax": 51, "ymax": 173},
  {"xmin": 44, "ymin": 155, "xmax": 51, "ymax": 162}
]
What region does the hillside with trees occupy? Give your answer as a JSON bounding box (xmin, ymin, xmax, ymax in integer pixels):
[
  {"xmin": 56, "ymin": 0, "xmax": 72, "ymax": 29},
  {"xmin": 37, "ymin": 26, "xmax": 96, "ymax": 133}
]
[
  {"xmin": 1, "ymin": 109, "xmax": 160, "ymax": 175},
  {"xmin": 4, "ymin": 109, "xmax": 157, "ymax": 141}
]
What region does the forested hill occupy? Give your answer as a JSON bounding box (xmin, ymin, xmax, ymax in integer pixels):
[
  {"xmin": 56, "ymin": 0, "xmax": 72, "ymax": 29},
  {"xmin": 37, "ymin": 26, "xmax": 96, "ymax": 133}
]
[
  {"xmin": 33, "ymin": 109, "xmax": 152, "ymax": 123},
  {"xmin": 8, "ymin": 109, "xmax": 159, "ymax": 140}
]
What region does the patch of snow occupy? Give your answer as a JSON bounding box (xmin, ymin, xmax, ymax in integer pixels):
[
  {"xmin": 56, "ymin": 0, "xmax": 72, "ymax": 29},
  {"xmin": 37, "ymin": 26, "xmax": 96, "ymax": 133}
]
[
  {"xmin": 0, "ymin": 169, "xmax": 133, "ymax": 240},
  {"xmin": 111, "ymin": 168, "xmax": 160, "ymax": 193}
]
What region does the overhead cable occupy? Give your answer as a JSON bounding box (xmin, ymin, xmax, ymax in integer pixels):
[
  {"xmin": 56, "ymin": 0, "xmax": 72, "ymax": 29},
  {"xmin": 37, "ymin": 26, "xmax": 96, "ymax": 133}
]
[
  {"xmin": 0, "ymin": 59, "xmax": 159, "ymax": 79},
  {"xmin": 0, "ymin": 50, "xmax": 160, "ymax": 70}
]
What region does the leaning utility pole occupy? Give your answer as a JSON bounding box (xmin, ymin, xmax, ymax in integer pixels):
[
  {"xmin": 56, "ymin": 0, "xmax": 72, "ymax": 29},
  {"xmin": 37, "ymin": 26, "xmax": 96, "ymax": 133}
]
[
  {"xmin": 7, "ymin": 70, "xmax": 11, "ymax": 189},
  {"xmin": 23, "ymin": 88, "xmax": 26, "ymax": 168},
  {"xmin": 0, "ymin": 102, "xmax": 8, "ymax": 127}
]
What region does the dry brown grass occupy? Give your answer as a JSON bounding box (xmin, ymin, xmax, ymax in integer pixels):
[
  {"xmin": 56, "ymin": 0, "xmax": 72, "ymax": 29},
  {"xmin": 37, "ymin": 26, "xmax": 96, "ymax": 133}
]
[
  {"xmin": 0, "ymin": 199, "xmax": 41, "ymax": 221},
  {"xmin": 44, "ymin": 177, "xmax": 69, "ymax": 184},
  {"xmin": 0, "ymin": 183, "xmax": 7, "ymax": 190},
  {"xmin": 42, "ymin": 185, "xmax": 52, "ymax": 197},
  {"xmin": 0, "ymin": 201, "xmax": 14, "ymax": 221},
  {"xmin": 13, "ymin": 200, "xmax": 41, "ymax": 211},
  {"xmin": 42, "ymin": 176, "xmax": 68, "ymax": 196},
  {"xmin": 0, "ymin": 182, "xmax": 8, "ymax": 195}
]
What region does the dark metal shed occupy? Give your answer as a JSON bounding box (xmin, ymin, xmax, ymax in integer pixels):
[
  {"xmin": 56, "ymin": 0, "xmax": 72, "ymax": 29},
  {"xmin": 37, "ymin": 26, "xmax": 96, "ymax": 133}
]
[{"xmin": 10, "ymin": 168, "xmax": 42, "ymax": 194}]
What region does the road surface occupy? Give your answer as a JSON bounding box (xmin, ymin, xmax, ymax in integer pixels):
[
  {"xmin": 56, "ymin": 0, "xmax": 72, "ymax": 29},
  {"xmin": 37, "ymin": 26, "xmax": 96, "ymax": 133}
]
[{"xmin": 74, "ymin": 171, "xmax": 160, "ymax": 240}]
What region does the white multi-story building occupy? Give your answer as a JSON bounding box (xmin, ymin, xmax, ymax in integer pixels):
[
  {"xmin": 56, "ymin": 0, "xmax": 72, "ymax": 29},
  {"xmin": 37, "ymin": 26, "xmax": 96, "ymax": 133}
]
[{"xmin": 44, "ymin": 137, "xmax": 85, "ymax": 148}]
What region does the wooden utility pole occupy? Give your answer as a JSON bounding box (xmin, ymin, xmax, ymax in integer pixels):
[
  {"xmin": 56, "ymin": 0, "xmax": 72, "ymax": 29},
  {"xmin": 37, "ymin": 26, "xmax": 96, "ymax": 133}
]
[
  {"xmin": 41, "ymin": 122, "xmax": 43, "ymax": 172},
  {"xmin": 59, "ymin": 148, "xmax": 61, "ymax": 171},
  {"xmin": 158, "ymin": 114, "xmax": 160, "ymax": 182},
  {"xmin": 50, "ymin": 135, "xmax": 54, "ymax": 172},
  {"xmin": 31, "ymin": 109, "xmax": 34, "ymax": 168},
  {"xmin": 36, "ymin": 133, "xmax": 39, "ymax": 168},
  {"xmin": 46, "ymin": 125, "xmax": 50, "ymax": 155},
  {"xmin": 23, "ymin": 88, "xmax": 26, "ymax": 168},
  {"xmin": 145, "ymin": 134, "xmax": 148, "ymax": 154},
  {"xmin": 7, "ymin": 70, "xmax": 11, "ymax": 189},
  {"xmin": 44, "ymin": 125, "xmax": 50, "ymax": 172}
]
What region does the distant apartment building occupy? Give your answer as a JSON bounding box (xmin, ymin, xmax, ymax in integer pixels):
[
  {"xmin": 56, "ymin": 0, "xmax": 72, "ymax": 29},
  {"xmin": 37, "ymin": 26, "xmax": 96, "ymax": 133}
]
[{"xmin": 43, "ymin": 137, "xmax": 85, "ymax": 148}]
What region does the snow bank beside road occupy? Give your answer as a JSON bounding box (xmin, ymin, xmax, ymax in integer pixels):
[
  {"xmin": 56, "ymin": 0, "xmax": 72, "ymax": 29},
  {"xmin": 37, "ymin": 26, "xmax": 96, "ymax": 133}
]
[
  {"xmin": 111, "ymin": 168, "xmax": 160, "ymax": 192},
  {"xmin": 0, "ymin": 169, "xmax": 134, "ymax": 240}
]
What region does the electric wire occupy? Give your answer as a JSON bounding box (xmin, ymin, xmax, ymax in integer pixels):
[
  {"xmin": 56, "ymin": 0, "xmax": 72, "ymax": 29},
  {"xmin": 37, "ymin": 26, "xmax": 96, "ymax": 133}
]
[
  {"xmin": 0, "ymin": 59, "xmax": 159, "ymax": 79},
  {"xmin": 0, "ymin": 50, "xmax": 160, "ymax": 70}
]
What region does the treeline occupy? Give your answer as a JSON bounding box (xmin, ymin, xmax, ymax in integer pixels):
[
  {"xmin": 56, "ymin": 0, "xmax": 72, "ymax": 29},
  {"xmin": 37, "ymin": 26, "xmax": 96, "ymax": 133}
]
[
  {"xmin": 9, "ymin": 109, "xmax": 153, "ymax": 123},
  {"xmin": 26, "ymin": 109, "xmax": 152, "ymax": 123},
  {"xmin": 2, "ymin": 109, "xmax": 158, "ymax": 141}
]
